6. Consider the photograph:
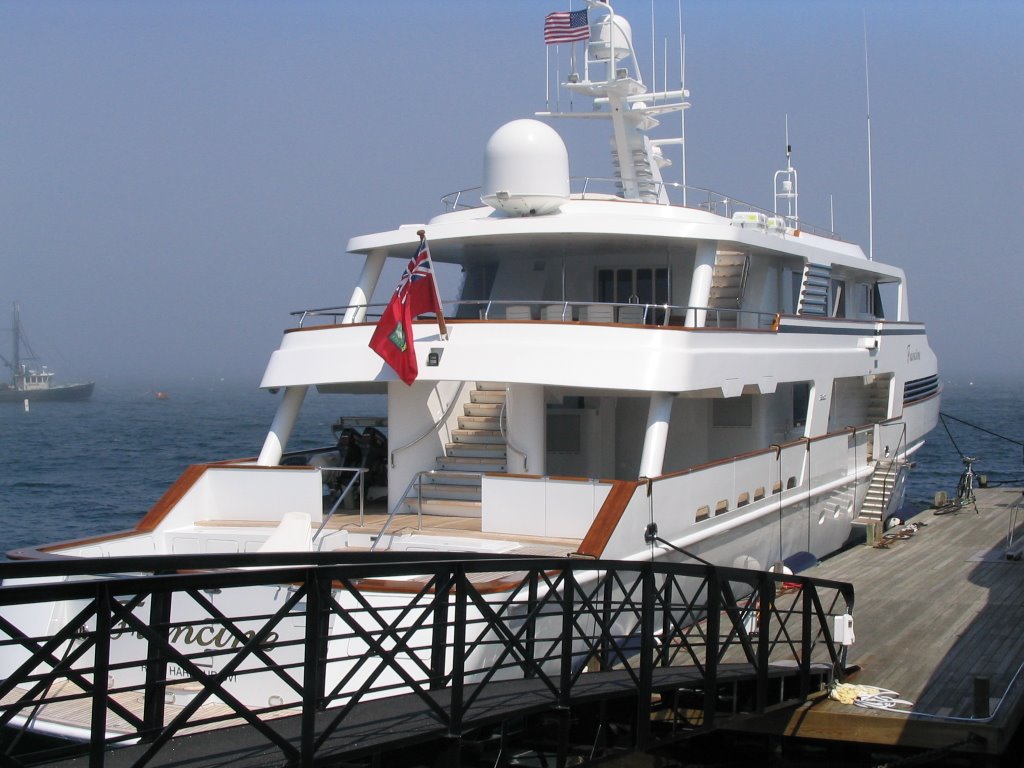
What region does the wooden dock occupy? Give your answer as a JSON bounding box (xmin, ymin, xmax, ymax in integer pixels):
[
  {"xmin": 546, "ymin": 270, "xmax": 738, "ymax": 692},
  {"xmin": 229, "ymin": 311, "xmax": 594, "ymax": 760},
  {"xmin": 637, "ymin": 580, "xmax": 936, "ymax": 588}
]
[{"xmin": 738, "ymin": 486, "xmax": 1024, "ymax": 759}]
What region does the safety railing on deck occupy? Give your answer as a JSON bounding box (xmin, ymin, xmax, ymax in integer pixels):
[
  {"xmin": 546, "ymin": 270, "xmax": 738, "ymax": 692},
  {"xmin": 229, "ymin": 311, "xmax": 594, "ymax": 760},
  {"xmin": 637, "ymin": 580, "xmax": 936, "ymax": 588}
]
[
  {"xmin": 314, "ymin": 467, "xmax": 366, "ymax": 536},
  {"xmin": 293, "ymin": 299, "xmax": 780, "ymax": 331},
  {"xmin": 0, "ymin": 553, "xmax": 853, "ymax": 767},
  {"xmin": 439, "ymin": 179, "xmax": 841, "ymax": 241}
]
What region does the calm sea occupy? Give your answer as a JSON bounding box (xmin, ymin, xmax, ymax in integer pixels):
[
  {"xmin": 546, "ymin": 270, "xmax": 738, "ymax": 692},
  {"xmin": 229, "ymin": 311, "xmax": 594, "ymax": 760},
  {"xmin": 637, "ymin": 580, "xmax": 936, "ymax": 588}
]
[{"xmin": 0, "ymin": 380, "xmax": 1020, "ymax": 554}]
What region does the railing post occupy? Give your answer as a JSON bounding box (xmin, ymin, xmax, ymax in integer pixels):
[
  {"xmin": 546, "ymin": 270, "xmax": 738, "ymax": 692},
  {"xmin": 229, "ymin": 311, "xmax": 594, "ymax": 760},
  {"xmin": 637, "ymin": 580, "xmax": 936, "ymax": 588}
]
[
  {"xmin": 801, "ymin": 580, "xmax": 813, "ymax": 700},
  {"xmin": 660, "ymin": 574, "xmax": 673, "ymax": 667},
  {"xmin": 600, "ymin": 571, "xmax": 613, "ymax": 672},
  {"xmin": 704, "ymin": 567, "xmax": 720, "ymax": 729},
  {"xmin": 557, "ymin": 566, "xmax": 576, "ymax": 768},
  {"xmin": 430, "ymin": 567, "xmax": 452, "ymax": 690},
  {"xmin": 559, "ymin": 567, "xmax": 575, "ymax": 708},
  {"xmin": 756, "ymin": 572, "xmax": 772, "ymax": 713},
  {"xmin": 300, "ymin": 569, "xmax": 327, "ymax": 768},
  {"xmin": 449, "ymin": 564, "xmax": 467, "ymax": 739},
  {"xmin": 89, "ymin": 585, "xmax": 112, "ymax": 768},
  {"xmin": 142, "ymin": 585, "xmax": 172, "ymax": 740},
  {"xmin": 525, "ymin": 570, "xmax": 538, "ymax": 679},
  {"xmin": 636, "ymin": 565, "xmax": 655, "ymax": 750}
]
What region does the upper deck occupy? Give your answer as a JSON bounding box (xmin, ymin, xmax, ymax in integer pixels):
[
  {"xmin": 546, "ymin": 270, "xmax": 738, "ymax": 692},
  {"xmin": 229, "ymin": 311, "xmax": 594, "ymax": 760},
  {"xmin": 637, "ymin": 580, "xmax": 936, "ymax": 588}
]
[{"xmin": 346, "ymin": 186, "xmax": 892, "ymax": 281}]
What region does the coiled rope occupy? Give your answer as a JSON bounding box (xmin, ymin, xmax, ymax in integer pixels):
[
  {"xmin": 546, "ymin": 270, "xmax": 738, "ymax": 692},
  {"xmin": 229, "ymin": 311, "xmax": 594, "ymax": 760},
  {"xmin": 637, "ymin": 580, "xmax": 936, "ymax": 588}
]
[{"xmin": 829, "ymin": 682, "xmax": 914, "ymax": 712}]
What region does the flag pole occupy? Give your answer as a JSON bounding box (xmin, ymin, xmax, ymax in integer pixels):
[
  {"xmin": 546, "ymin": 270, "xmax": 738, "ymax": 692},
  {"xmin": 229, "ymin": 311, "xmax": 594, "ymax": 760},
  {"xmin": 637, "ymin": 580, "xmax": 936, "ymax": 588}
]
[{"xmin": 418, "ymin": 229, "xmax": 448, "ymax": 339}]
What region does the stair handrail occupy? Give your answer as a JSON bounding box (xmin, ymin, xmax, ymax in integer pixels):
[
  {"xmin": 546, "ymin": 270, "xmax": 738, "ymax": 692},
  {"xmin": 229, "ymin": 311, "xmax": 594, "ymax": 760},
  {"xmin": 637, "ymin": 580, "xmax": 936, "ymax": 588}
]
[
  {"xmin": 500, "ymin": 386, "xmax": 528, "ymax": 473},
  {"xmin": 876, "ymin": 421, "xmax": 909, "ymax": 515},
  {"xmin": 370, "ymin": 470, "xmax": 432, "ymax": 552},
  {"xmin": 312, "ymin": 468, "xmax": 366, "ymax": 546},
  {"xmin": 390, "ymin": 382, "xmax": 468, "ymax": 468}
]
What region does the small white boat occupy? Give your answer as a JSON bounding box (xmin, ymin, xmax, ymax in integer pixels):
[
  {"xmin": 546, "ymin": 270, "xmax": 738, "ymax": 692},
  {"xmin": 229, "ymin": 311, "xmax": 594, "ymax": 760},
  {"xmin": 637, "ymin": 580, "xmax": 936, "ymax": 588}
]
[{"xmin": 2, "ymin": 1, "xmax": 937, "ymax": 742}]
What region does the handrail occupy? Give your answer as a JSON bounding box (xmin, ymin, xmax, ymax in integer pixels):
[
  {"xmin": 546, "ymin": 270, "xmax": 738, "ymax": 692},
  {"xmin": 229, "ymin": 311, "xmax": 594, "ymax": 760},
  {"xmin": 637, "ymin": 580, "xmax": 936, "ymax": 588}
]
[
  {"xmin": 439, "ymin": 178, "xmax": 842, "ymax": 240},
  {"xmin": 390, "ymin": 382, "xmax": 467, "ymax": 468},
  {"xmin": 500, "ymin": 386, "xmax": 528, "ymax": 473},
  {"xmin": 291, "ymin": 298, "xmax": 786, "ymax": 331},
  {"xmin": 312, "ymin": 467, "xmax": 366, "ymax": 543},
  {"xmin": 369, "ymin": 470, "xmax": 432, "ymax": 551},
  {"xmin": 876, "ymin": 421, "xmax": 909, "ymax": 520}
]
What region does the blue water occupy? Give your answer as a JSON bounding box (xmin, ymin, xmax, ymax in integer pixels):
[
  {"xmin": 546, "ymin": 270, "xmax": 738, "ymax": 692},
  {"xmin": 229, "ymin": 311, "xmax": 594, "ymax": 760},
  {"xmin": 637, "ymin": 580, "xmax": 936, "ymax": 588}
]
[
  {"xmin": 0, "ymin": 380, "xmax": 1020, "ymax": 555},
  {"xmin": 0, "ymin": 384, "xmax": 381, "ymax": 553}
]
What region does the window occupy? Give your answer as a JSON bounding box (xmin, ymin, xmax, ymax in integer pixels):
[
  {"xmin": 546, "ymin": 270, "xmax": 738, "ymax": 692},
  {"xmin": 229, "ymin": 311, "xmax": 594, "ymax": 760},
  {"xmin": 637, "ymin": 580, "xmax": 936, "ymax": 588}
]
[
  {"xmin": 547, "ymin": 414, "xmax": 582, "ymax": 453},
  {"xmin": 596, "ymin": 267, "xmax": 669, "ymax": 304},
  {"xmin": 713, "ymin": 396, "xmax": 753, "ymax": 428},
  {"xmin": 792, "ymin": 382, "xmax": 810, "ymax": 427}
]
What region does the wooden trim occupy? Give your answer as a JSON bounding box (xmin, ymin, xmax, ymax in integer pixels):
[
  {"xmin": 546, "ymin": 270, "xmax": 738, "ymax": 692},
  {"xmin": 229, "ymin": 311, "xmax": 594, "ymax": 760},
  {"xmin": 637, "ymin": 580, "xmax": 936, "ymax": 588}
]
[
  {"xmin": 135, "ymin": 462, "xmax": 315, "ymax": 531},
  {"xmin": 7, "ymin": 462, "xmax": 319, "ymax": 561},
  {"xmin": 574, "ymin": 480, "xmax": 642, "ymax": 559},
  {"xmin": 136, "ymin": 464, "xmax": 208, "ymax": 532}
]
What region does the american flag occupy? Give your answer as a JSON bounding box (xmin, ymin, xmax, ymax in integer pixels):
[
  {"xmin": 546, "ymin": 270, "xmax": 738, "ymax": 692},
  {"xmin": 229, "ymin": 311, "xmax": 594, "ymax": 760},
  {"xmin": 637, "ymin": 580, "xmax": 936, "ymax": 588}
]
[{"xmin": 544, "ymin": 9, "xmax": 589, "ymax": 45}]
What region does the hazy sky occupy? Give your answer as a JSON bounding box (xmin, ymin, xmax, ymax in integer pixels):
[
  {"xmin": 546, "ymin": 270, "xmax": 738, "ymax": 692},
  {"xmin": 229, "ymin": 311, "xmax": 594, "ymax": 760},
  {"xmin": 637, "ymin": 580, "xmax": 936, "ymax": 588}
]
[{"xmin": 2, "ymin": 0, "xmax": 1021, "ymax": 389}]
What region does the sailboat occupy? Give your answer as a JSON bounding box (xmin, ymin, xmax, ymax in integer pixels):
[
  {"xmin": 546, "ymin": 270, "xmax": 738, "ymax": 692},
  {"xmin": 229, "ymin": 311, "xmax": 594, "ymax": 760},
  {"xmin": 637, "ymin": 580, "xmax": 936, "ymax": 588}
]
[{"xmin": 0, "ymin": 303, "xmax": 94, "ymax": 403}]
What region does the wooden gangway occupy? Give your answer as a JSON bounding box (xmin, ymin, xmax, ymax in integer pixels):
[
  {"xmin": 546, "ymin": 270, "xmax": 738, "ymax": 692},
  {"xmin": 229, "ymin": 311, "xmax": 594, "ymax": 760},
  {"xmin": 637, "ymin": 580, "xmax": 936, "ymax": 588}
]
[
  {"xmin": 0, "ymin": 552, "xmax": 853, "ymax": 767},
  {"xmin": 738, "ymin": 486, "xmax": 1024, "ymax": 760}
]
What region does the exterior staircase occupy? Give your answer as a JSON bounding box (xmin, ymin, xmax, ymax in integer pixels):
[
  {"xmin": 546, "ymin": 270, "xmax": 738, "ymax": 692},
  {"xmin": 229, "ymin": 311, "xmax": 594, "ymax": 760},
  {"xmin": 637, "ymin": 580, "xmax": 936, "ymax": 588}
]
[
  {"xmin": 406, "ymin": 382, "xmax": 509, "ymax": 518},
  {"xmin": 706, "ymin": 251, "xmax": 748, "ymax": 327},
  {"xmin": 853, "ymin": 459, "xmax": 902, "ymax": 526}
]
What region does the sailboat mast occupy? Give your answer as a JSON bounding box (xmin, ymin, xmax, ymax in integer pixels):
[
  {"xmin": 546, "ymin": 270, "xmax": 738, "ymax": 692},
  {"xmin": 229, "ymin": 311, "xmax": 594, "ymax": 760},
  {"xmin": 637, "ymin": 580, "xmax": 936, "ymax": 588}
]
[{"xmin": 11, "ymin": 303, "xmax": 20, "ymax": 387}]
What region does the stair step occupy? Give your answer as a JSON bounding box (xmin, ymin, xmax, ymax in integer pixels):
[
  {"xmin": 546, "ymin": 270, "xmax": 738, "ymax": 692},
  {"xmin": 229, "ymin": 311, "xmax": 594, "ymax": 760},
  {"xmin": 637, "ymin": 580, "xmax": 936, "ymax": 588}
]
[
  {"xmin": 404, "ymin": 498, "xmax": 482, "ymax": 518},
  {"xmin": 463, "ymin": 403, "xmax": 503, "ymax": 417},
  {"xmin": 458, "ymin": 415, "xmax": 500, "ymax": 430},
  {"xmin": 475, "ymin": 381, "xmax": 507, "ymax": 391},
  {"xmin": 423, "ymin": 470, "xmax": 483, "ymax": 486},
  {"xmin": 418, "ymin": 483, "xmax": 482, "ymax": 501},
  {"xmin": 470, "ymin": 390, "xmax": 507, "ymax": 404},
  {"xmin": 445, "ymin": 443, "xmax": 507, "ymax": 458},
  {"xmin": 852, "ymin": 514, "xmax": 883, "ymax": 526},
  {"xmin": 452, "ymin": 429, "xmax": 504, "ymax": 444},
  {"xmin": 437, "ymin": 456, "xmax": 507, "ymax": 472}
]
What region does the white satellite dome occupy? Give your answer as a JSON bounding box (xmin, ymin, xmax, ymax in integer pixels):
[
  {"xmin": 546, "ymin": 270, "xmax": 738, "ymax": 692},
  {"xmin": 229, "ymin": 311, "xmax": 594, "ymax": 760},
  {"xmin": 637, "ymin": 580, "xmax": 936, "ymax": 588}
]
[
  {"xmin": 481, "ymin": 119, "xmax": 569, "ymax": 216},
  {"xmin": 589, "ymin": 13, "xmax": 632, "ymax": 61}
]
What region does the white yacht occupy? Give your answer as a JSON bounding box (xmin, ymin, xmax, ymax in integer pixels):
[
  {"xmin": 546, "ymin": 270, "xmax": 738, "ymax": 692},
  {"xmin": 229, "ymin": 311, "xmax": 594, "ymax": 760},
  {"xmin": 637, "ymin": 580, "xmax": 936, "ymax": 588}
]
[{"xmin": 3, "ymin": 2, "xmax": 937, "ymax": 741}]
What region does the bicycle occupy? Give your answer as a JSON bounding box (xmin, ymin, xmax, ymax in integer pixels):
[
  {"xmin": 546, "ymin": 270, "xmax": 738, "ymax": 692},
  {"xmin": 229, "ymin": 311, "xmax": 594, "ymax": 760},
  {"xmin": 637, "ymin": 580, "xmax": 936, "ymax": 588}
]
[{"xmin": 954, "ymin": 455, "xmax": 979, "ymax": 513}]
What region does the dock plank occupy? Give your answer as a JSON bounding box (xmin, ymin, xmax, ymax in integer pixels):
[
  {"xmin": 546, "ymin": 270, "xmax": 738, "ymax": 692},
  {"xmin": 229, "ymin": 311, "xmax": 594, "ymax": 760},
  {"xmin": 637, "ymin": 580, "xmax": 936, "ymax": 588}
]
[{"xmin": 738, "ymin": 487, "xmax": 1024, "ymax": 756}]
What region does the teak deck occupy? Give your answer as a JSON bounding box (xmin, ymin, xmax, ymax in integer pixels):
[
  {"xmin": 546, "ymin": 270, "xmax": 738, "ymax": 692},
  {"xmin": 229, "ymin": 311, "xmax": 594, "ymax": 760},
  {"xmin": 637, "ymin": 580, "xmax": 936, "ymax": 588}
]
[{"xmin": 740, "ymin": 486, "xmax": 1024, "ymax": 757}]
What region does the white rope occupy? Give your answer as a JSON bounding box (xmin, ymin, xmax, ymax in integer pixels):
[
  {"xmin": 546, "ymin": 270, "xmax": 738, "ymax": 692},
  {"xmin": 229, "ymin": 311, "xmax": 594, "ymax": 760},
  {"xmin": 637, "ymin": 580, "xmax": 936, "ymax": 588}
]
[{"xmin": 829, "ymin": 682, "xmax": 914, "ymax": 713}]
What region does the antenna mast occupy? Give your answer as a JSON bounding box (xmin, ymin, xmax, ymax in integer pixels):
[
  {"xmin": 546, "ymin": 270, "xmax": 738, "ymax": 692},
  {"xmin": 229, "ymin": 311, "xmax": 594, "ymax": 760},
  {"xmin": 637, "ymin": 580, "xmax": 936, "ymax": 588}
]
[
  {"xmin": 679, "ymin": 2, "xmax": 687, "ymax": 205},
  {"xmin": 864, "ymin": 14, "xmax": 875, "ymax": 260},
  {"xmin": 774, "ymin": 116, "xmax": 799, "ymax": 227}
]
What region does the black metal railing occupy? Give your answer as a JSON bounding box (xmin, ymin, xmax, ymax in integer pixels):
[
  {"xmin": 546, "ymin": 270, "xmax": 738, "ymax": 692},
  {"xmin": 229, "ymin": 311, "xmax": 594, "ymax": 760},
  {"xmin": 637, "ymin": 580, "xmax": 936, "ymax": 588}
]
[{"xmin": 0, "ymin": 552, "xmax": 853, "ymax": 767}]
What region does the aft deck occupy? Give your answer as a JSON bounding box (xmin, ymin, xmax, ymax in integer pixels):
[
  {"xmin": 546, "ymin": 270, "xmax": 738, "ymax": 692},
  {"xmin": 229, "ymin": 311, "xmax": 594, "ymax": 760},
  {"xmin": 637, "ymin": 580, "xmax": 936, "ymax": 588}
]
[{"xmin": 196, "ymin": 511, "xmax": 583, "ymax": 559}]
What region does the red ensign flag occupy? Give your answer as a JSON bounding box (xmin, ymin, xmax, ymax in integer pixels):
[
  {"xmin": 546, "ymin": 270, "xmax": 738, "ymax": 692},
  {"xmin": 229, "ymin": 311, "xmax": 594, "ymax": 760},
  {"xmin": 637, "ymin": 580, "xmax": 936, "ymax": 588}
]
[{"xmin": 368, "ymin": 237, "xmax": 444, "ymax": 385}]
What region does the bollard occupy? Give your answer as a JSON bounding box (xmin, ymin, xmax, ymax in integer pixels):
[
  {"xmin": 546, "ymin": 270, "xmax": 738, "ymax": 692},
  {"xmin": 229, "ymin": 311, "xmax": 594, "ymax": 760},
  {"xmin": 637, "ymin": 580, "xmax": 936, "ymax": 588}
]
[
  {"xmin": 865, "ymin": 523, "xmax": 878, "ymax": 547},
  {"xmin": 974, "ymin": 676, "xmax": 990, "ymax": 719}
]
